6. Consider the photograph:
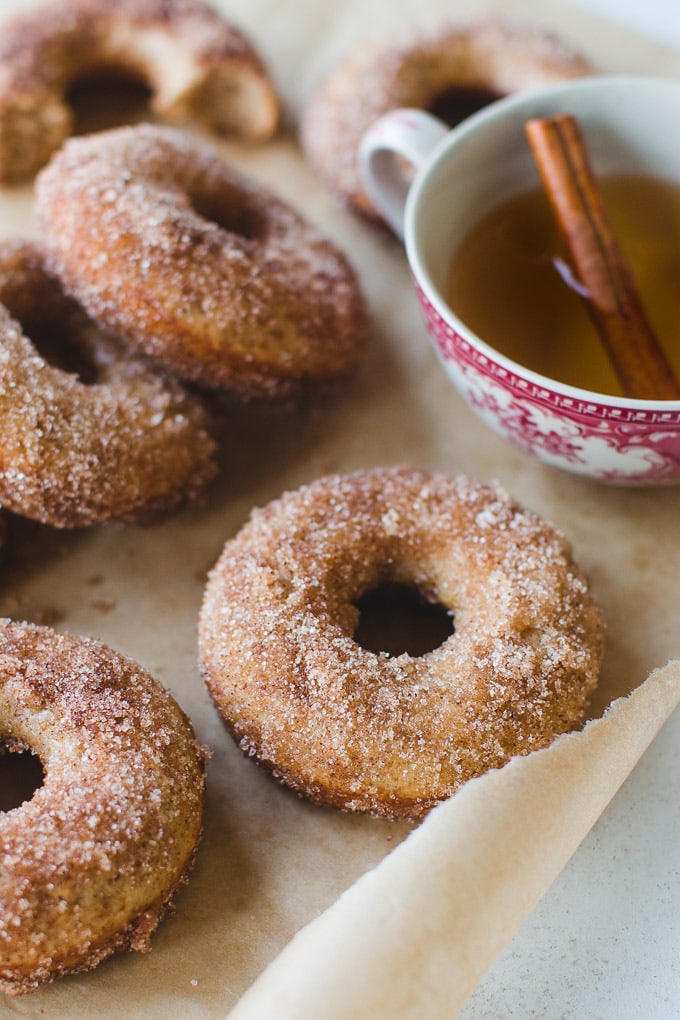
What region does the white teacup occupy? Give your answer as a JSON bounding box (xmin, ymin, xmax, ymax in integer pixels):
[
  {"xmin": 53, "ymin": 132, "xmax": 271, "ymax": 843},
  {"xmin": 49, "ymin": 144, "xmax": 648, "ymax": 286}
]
[{"xmin": 359, "ymin": 75, "xmax": 680, "ymax": 485}]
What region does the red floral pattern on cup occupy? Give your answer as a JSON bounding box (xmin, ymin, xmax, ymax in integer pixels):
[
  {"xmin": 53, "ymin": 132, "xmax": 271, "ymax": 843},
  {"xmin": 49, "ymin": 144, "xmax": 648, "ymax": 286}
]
[{"xmin": 416, "ymin": 285, "xmax": 680, "ymax": 483}]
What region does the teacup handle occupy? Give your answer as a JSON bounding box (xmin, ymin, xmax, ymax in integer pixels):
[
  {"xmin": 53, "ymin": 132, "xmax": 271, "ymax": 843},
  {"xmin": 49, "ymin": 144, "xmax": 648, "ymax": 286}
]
[{"xmin": 358, "ymin": 108, "xmax": 449, "ymax": 238}]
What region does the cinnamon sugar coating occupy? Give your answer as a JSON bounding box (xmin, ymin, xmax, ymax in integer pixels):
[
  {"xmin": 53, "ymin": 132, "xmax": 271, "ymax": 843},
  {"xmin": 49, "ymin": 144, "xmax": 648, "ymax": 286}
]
[
  {"xmin": 0, "ymin": 0, "xmax": 279, "ymax": 184},
  {"xmin": 37, "ymin": 123, "xmax": 370, "ymax": 399},
  {"xmin": 0, "ymin": 240, "xmax": 218, "ymax": 528},
  {"xmin": 0, "ymin": 619, "xmax": 206, "ymax": 996},
  {"xmin": 301, "ymin": 18, "xmax": 593, "ymax": 221},
  {"xmin": 199, "ymin": 467, "xmax": 603, "ymax": 820}
]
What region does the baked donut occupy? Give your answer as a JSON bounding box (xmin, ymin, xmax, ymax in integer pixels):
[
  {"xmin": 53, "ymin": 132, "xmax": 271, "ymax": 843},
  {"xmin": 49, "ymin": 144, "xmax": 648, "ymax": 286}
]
[
  {"xmin": 36, "ymin": 123, "xmax": 370, "ymax": 399},
  {"xmin": 301, "ymin": 18, "xmax": 593, "ymax": 221},
  {"xmin": 0, "ymin": 0, "xmax": 279, "ymax": 184},
  {"xmin": 0, "ymin": 618, "xmax": 206, "ymax": 995},
  {"xmin": 199, "ymin": 467, "xmax": 603, "ymax": 820},
  {"xmin": 0, "ymin": 240, "xmax": 217, "ymax": 528}
]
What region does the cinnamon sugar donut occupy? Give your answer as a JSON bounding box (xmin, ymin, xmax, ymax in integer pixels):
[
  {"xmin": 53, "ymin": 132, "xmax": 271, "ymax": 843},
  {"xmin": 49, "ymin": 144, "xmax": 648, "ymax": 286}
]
[
  {"xmin": 0, "ymin": 240, "xmax": 217, "ymax": 528},
  {"xmin": 0, "ymin": 618, "xmax": 206, "ymax": 995},
  {"xmin": 301, "ymin": 18, "xmax": 593, "ymax": 221},
  {"xmin": 36, "ymin": 123, "xmax": 369, "ymax": 399},
  {"xmin": 199, "ymin": 467, "xmax": 603, "ymax": 820},
  {"xmin": 0, "ymin": 0, "xmax": 279, "ymax": 184}
]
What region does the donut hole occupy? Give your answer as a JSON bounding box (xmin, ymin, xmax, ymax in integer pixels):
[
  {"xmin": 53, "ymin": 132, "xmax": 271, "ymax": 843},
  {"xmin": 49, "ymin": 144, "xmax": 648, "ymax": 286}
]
[
  {"xmin": 66, "ymin": 67, "xmax": 153, "ymax": 136},
  {"xmin": 0, "ymin": 745, "xmax": 44, "ymax": 812},
  {"xmin": 353, "ymin": 582, "xmax": 454, "ymax": 657},
  {"xmin": 188, "ymin": 188, "xmax": 267, "ymax": 241},
  {"xmin": 16, "ymin": 311, "xmax": 101, "ymax": 384},
  {"xmin": 428, "ymin": 84, "xmax": 504, "ymax": 127}
]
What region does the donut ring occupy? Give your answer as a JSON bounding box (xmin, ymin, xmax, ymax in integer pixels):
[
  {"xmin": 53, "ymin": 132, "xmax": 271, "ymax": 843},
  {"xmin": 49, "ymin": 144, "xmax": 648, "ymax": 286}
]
[
  {"xmin": 36, "ymin": 124, "xmax": 370, "ymax": 399},
  {"xmin": 0, "ymin": 240, "xmax": 218, "ymax": 528},
  {"xmin": 0, "ymin": 618, "xmax": 206, "ymax": 995},
  {"xmin": 0, "ymin": 0, "xmax": 279, "ymax": 184},
  {"xmin": 301, "ymin": 18, "xmax": 593, "ymax": 221},
  {"xmin": 199, "ymin": 467, "xmax": 603, "ymax": 820}
]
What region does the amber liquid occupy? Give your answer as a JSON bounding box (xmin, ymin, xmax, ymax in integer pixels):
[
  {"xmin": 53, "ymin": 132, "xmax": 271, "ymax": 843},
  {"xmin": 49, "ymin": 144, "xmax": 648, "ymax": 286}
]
[{"xmin": 446, "ymin": 174, "xmax": 680, "ymax": 396}]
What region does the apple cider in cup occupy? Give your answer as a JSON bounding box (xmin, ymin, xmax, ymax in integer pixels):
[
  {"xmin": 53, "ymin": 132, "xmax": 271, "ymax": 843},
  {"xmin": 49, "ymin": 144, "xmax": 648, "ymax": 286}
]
[{"xmin": 446, "ymin": 174, "xmax": 680, "ymax": 396}]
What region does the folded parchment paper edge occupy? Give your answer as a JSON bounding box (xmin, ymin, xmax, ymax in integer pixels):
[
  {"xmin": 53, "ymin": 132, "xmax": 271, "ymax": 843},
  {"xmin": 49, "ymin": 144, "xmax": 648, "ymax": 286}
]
[{"xmin": 228, "ymin": 659, "xmax": 680, "ymax": 1019}]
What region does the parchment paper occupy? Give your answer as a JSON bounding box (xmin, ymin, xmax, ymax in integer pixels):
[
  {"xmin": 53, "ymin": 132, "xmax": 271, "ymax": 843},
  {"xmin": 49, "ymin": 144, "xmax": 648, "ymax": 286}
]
[
  {"xmin": 229, "ymin": 662, "xmax": 680, "ymax": 1020},
  {"xmin": 0, "ymin": 0, "xmax": 679, "ymax": 1017}
]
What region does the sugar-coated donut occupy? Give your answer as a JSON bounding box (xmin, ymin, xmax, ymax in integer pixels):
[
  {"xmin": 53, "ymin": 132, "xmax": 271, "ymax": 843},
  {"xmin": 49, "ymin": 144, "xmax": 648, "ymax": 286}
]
[
  {"xmin": 0, "ymin": 618, "xmax": 206, "ymax": 995},
  {"xmin": 301, "ymin": 18, "xmax": 593, "ymax": 221},
  {"xmin": 199, "ymin": 467, "xmax": 603, "ymax": 820},
  {"xmin": 0, "ymin": 0, "xmax": 279, "ymax": 184},
  {"xmin": 36, "ymin": 123, "xmax": 370, "ymax": 399},
  {"xmin": 0, "ymin": 240, "xmax": 218, "ymax": 528}
]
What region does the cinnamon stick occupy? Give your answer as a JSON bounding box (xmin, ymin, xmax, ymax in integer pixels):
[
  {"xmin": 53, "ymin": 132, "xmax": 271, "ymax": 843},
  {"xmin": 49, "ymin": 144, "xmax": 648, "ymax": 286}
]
[{"xmin": 525, "ymin": 113, "xmax": 680, "ymax": 400}]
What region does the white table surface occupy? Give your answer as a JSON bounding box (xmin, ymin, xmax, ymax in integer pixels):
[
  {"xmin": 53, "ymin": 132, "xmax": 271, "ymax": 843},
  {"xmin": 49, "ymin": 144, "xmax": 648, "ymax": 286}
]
[{"xmin": 573, "ymin": 0, "xmax": 680, "ymax": 50}]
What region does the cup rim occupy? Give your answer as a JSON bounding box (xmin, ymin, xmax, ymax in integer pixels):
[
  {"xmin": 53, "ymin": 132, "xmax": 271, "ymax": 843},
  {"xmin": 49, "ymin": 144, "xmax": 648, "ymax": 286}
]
[{"xmin": 403, "ymin": 73, "xmax": 680, "ymax": 412}]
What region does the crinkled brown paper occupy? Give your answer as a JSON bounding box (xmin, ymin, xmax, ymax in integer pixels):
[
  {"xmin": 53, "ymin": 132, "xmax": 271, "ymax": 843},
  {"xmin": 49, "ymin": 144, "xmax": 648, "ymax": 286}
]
[
  {"xmin": 230, "ymin": 662, "xmax": 680, "ymax": 1020},
  {"xmin": 0, "ymin": 0, "xmax": 679, "ymax": 1016}
]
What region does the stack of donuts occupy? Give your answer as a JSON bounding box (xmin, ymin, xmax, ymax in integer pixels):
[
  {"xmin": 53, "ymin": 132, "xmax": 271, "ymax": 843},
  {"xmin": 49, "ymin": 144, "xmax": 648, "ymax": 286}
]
[
  {"xmin": 0, "ymin": 0, "xmax": 370, "ymax": 531},
  {"xmin": 0, "ymin": 0, "xmax": 605, "ymax": 999}
]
